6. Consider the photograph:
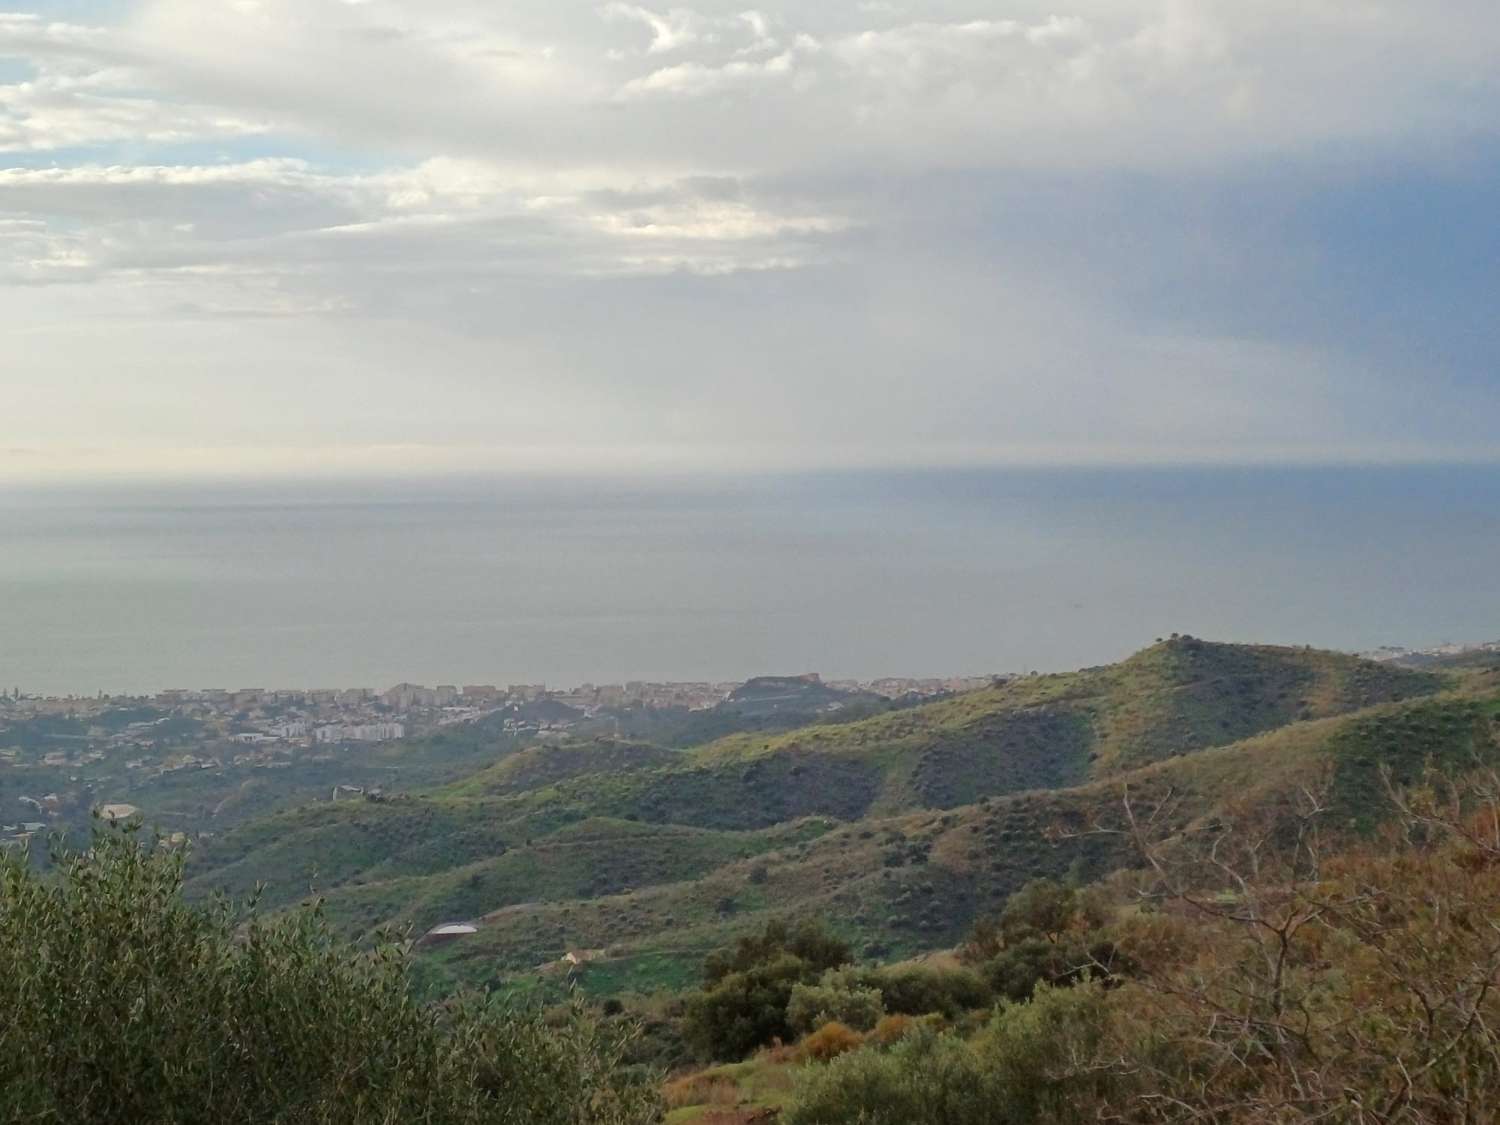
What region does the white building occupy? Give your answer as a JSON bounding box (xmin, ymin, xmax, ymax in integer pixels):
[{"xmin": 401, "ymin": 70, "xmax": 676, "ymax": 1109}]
[{"xmin": 314, "ymin": 722, "xmax": 405, "ymax": 744}]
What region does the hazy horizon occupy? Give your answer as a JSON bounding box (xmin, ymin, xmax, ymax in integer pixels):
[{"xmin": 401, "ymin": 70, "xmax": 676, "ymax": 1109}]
[{"xmin": 4, "ymin": 464, "xmax": 1496, "ymax": 697}]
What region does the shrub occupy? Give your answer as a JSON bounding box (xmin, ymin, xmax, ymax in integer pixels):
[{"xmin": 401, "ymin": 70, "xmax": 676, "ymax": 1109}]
[
  {"xmin": 869, "ymin": 1013, "xmax": 917, "ymax": 1046},
  {"xmin": 1097, "ymin": 771, "xmax": 1500, "ymax": 1121},
  {"xmin": 703, "ymin": 918, "xmax": 852, "ymax": 985},
  {"xmin": 981, "ymin": 936, "xmax": 1095, "ymax": 1001},
  {"xmin": 786, "ymin": 1028, "xmax": 985, "ymax": 1125},
  {"xmin": 787, "ymin": 971, "xmax": 885, "ymax": 1034},
  {"xmin": 972, "ymin": 982, "xmax": 1118, "ymax": 1122},
  {"xmin": 686, "ymin": 919, "xmax": 856, "ymax": 1060},
  {"xmin": 962, "ymin": 878, "xmax": 1108, "ymax": 963},
  {"xmin": 865, "ymin": 963, "xmax": 991, "ymax": 1018},
  {"xmin": 798, "ymin": 1021, "xmax": 865, "ymax": 1063},
  {"xmin": 787, "ymin": 985, "xmax": 1120, "ymax": 1125},
  {"xmin": 683, "ymin": 953, "xmax": 812, "ymax": 1061},
  {"xmin": 0, "ymin": 831, "xmax": 660, "ymax": 1125}
]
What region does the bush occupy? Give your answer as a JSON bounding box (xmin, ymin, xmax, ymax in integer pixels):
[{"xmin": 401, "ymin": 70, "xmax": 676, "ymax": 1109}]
[
  {"xmin": 787, "ymin": 970, "xmax": 885, "ymax": 1034},
  {"xmin": 869, "ymin": 1013, "xmax": 917, "ymax": 1046},
  {"xmin": 787, "ymin": 984, "xmax": 1120, "ymax": 1125},
  {"xmin": 0, "ymin": 831, "xmax": 660, "ymax": 1125},
  {"xmin": 982, "ymin": 936, "xmax": 1096, "ymax": 1001},
  {"xmin": 799, "ymin": 1021, "xmax": 865, "ymax": 1063},
  {"xmin": 865, "ymin": 963, "xmax": 992, "ymax": 1018},
  {"xmin": 962, "ymin": 878, "xmax": 1108, "ymax": 964},
  {"xmin": 685, "ymin": 919, "xmax": 855, "ymax": 1060},
  {"xmin": 787, "ymin": 1028, "xmax": 985, "ymax": 1125},
  {"xmin": 683, "ymin": 953, "xmax": 812, "ymax": 1061},
  {"xmin": 703, "ymin": 918, "xmax": 852, "ymax": 985},
  {"xmin": 662, "ymin": 1071, "xmax": 739, "ymax": 1111},
  {"xmin": 972, "ymin": 982, "xmax": 1117, "ymax": 1122}
]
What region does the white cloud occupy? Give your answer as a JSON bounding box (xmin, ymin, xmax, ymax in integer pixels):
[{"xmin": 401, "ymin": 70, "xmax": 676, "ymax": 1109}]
[
  {"xmin": 0, "ymin": 13, "xmax": 114, "ymax": 56},
  {"xmin": 0, "ymin": 0, "xmax": 1497, "ymax": 474},
  {"xmin": 616, "ymin": 47, "xmax": 799, "ymax": 98},
  {"xmin": 601, "ymin": 3, "xmax": 702, "ymax": 53},
  {"xmin": 0, "ymin": 155, "xmax": 852, "ymax": 299},
  {"xmin": 2, "ymin": 1, "xmax": 1491, "ymax": 170}
]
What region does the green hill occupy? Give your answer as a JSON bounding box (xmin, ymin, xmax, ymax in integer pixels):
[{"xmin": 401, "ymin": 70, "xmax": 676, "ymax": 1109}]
[
  {"xmin": 182, "ymin": 640, "xmax": 1465, "ymax": 998},
  {"xmin": 306, "ymin": 816, "xmax": 834, "ymax": 941},
  {"xmin": 421, "ymin": 687, "xmax": 1498, "ymax": 996},
  {"xmin": 690, "ymin": 637, "xmax": 1441, "ymax": 795},
  {"xmin": 462, "ymin": 740, "xmax": 683, "ymax": 795}
]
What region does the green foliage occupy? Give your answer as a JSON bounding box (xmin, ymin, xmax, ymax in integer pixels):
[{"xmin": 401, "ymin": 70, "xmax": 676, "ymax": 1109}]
[
  {"xmin": 684, "ymin": 920, "xmax": 854, "ymax": 1060},
  {"xmin": 961, "ymin": 878, "xmax": 1125, "ymax": 1001},
  {"xmin": 788, "ymin": 969, "xmax": 886, "ymax": 1034},
  {"xmin": 784, "ymin": 768, "xmax": 1500, "ymax": 1125},
  {"xmin": 859, "ymin": 962, "xmax": 992, "ymax": 1019},
  {"xmin": 684, "ymin": 953, "xmax": 813, "ymax": 1061},
  {"xmin": 1093, "ymin": 637, "xmax": 1440, "ymax": 772},
  {"xmin": 1326, "ymin": 698, "xmax": 1497, "ymax": 829},
  {"xmin": 0, "ymin": 830, "xmax": 660, "ymax": 1125},
  {"xmin": 704, "ymin": 918, "xmax": 853, "ymax": 985},
  {"xmin": 785, "ymin": 1028, "xmax": 978, "ymax": 1125},
  {"xmin": 700, "ymin": 639, "xmax": 1440, "ymax": 789},
  {"xmin": 453, "ymin": 741, "xmax": 680, "ymax": 796},
  {"xmin": 982, "ymin": 934, "xmax": 1135, "ymax": 1003},
  {"xmin": 787, "ymin": 984, "xmax": 1117, "ymax": 1125},
  {"xmin": 996, "ymin": 878, "xmax": 1106, "ymax": 944},
  {"xmin": 970, "ymin": 982, "xmax": 1116, "ymax": 1121}
]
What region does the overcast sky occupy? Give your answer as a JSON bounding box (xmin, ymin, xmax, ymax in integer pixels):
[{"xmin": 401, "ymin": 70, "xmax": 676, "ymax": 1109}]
[{"xmin": 2, "ymin": 0, "xmax": 1497, "ymax": 479}]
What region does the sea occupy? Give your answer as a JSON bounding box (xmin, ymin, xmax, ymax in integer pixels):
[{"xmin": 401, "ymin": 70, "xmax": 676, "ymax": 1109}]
[{"xmin": 1, "ymin": 466, "xmax": 1496, "ymax": 697}]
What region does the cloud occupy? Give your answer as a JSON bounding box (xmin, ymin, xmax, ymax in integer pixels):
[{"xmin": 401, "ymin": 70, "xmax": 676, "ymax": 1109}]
[
  {"xmin": 0, "ymin": 155, "xmax": 852, "ymax": 296},
  {"xmin": 616, "ymin": 46, "xmax": 800, "ymax": 98},
  {"xmin": 0, "ymin": 0, "xmax": 1496, "ymax": 476},
  {"xmin": 6, "ymin": 2, "xmax": 1496, "ymax": 170},
  {"xmin": 601, "ymin": 3, "xmax": 702, "ymax": 54}
]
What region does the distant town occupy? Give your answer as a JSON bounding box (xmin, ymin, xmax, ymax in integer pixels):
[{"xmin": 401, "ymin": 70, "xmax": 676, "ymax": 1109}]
[
  {"xmin": 0, "ymin": 672, "xmax": 1001, "ymax": 744},
  {"xmin": 8, "ymin": 640, "xmax": 1496, "ymax": 848},
  {"xmin": 0, "ymin": 671, "xmax": 1002, "ymax": 844},
  {"xmin": 1359, "ymin": 640, "xmax": 1500, "ymax": 665}
]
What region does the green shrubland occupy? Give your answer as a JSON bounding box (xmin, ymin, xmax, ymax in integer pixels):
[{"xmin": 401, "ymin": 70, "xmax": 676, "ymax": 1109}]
[
  {"xmin": 0, "ymin": 829, "xmax": 660, "ymax": 1124},
  {"xmin": 783, "ymin": 767, "xmax": 1500, "ymax": 1123}
]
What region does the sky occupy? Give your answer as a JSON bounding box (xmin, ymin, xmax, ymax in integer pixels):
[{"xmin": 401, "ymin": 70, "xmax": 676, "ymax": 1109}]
[{"xmin": 2, "ymin": 0, "xmax": 1498, "ymax": 480}]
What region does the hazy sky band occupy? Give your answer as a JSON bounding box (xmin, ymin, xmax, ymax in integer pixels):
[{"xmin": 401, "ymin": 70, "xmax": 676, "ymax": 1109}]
[{"xmin": 2, "ymin": 0, "xmax": 1498, "ymax": 477}]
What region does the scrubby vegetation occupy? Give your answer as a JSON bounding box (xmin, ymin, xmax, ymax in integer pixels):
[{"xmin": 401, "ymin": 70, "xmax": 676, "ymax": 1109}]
[
  {"xmin": 683, "ymin": 919, "xmax": 855, "ymax": 1060},
  {"xmin": 778, "ymin": 769, "xmax": 1500, "ymax": 1123},
  {"xmin": 679, "ymin": 919, "xmax": 1007, "ymax": 1063},
  {"xmin": 788, "ymin": 982, "xmax": 1115, "ymax": 1125},
  {"xmin": 0, "ymin": 830, "xmax": 660, "ymax": 1124}
]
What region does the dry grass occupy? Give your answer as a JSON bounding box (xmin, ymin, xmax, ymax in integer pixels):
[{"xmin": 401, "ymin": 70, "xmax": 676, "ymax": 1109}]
[
  {"xmin": 798, "ymin": 1021, "xmax": 864, "ymax": 1062},
  {"xmin": 664, "ymin": 1073, "xmax": 740, "ymax": 1111}
]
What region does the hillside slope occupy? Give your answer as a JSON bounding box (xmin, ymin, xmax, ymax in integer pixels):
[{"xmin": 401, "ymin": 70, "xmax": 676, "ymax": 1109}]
[
  {"xmin": 183, "ymin": 640, "xmax": 1469, "ymax": 1001},
  {"xmin": 304, "ymin": 816, "xmax": 834, "ymax": 941},
  {"xmin": 423, "ymin": 686, "xmax": 1498, "ymax": 996},
  {"xmin": 202, "ymin": 638, "xmax": 1428, "ymax": 910},
  {"xmin": 691, "ymin": 637, "xmax": 1440, "ymax": 796}
]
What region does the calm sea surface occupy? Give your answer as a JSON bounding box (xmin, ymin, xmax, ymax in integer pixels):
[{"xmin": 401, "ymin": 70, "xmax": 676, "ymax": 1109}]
[{"xmin": 1, "ymin": 467, "xmax": 1496, "ymax": 695}]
